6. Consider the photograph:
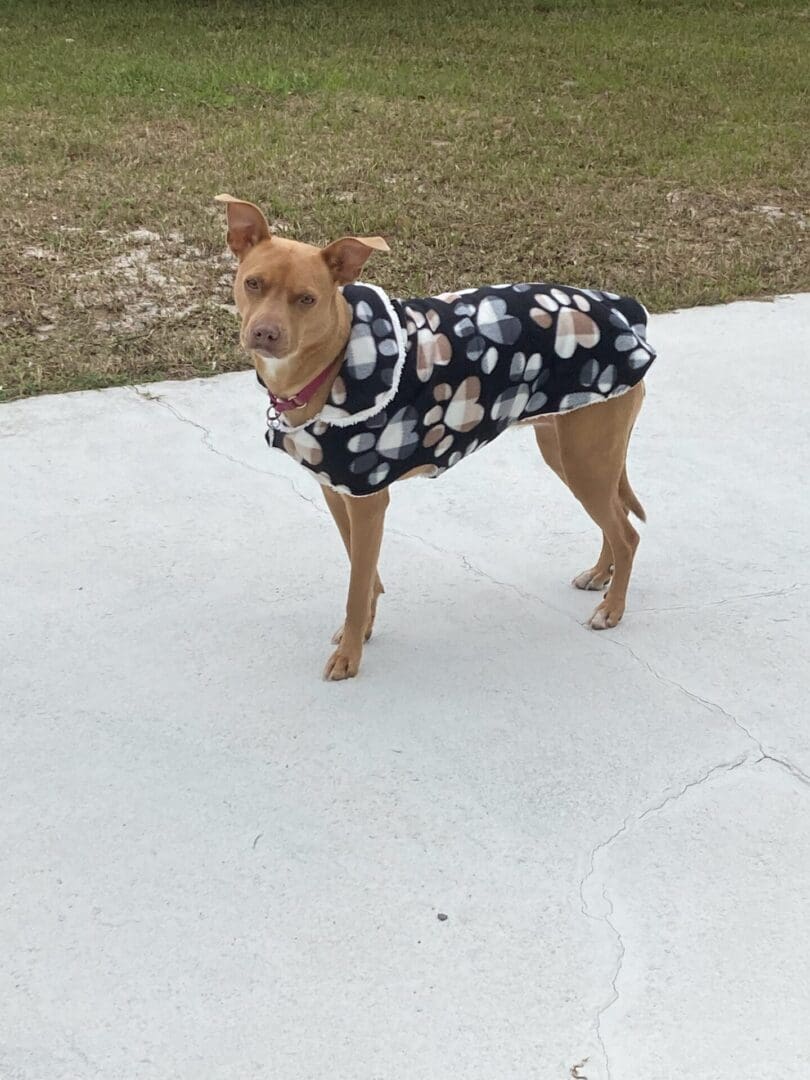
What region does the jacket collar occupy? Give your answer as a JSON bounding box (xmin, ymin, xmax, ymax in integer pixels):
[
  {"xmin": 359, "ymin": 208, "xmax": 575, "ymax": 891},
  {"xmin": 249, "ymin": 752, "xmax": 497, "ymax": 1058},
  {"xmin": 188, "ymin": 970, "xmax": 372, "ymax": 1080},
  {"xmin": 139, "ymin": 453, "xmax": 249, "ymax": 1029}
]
[{"xmin": 274, "ymin": 283, "xmax": 407, "ymax": 432}]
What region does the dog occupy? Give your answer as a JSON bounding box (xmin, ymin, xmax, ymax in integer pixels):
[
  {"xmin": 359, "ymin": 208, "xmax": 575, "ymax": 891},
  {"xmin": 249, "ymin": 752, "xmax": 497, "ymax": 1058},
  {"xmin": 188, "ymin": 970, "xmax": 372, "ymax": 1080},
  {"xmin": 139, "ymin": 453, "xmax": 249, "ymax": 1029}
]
[{"xmin": 216, "ymin": 194, "xmax": 655, "ymax": 681}]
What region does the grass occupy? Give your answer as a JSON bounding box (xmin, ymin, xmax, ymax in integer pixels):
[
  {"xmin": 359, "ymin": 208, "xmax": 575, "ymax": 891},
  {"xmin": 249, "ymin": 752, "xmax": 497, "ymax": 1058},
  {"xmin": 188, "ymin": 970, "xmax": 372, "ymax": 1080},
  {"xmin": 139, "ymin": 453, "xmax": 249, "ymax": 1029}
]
[{"xmin": 0, "ymin": 0, "xmax": 808, "ymax": 401}]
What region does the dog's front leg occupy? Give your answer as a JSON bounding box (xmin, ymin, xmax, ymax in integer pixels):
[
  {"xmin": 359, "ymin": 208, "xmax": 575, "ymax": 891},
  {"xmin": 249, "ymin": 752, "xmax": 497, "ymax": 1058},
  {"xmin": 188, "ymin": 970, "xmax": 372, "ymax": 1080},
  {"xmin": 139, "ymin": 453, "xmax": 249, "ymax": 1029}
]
[
  {"xmin": 323, "ymin": 489, "xmax": 389, "ymax": 681},
  {"xmin": 322, "ymin": 486, "xmax": 384, "ymax": 645}
]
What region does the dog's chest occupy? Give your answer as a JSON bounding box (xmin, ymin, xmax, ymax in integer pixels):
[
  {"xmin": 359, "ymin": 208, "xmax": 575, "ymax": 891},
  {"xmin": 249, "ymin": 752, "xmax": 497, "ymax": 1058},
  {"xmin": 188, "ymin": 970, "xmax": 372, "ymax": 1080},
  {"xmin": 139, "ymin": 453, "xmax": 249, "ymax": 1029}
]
[{"xmin": 267, "ymin": 282, "xmax": 655, "ymax": 496}]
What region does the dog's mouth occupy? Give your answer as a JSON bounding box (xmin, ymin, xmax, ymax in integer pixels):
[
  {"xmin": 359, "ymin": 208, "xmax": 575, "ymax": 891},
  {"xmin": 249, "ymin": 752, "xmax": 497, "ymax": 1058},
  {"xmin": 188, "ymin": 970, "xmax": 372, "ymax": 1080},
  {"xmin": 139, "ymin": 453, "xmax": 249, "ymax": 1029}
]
[{"xmin": 241, "ymin": 336, "xmax": 289, "ymax": 363}]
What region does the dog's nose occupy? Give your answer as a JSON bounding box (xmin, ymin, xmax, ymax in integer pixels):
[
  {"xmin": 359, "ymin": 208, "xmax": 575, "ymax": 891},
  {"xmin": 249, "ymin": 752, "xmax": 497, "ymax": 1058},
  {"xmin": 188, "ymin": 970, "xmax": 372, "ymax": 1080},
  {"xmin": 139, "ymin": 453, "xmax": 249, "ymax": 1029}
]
[{"xmin": 249, "ymin": 323, "xmax": 282, "ymax": 349}]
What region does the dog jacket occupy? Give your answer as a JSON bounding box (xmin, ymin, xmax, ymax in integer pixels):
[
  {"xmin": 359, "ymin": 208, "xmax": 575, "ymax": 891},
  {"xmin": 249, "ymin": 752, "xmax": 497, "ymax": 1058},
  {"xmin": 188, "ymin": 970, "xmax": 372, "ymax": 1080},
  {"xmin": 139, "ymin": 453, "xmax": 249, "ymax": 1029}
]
[{"xmin": 265, "ymin": 282, "xmax": 656, "ymax": 496}]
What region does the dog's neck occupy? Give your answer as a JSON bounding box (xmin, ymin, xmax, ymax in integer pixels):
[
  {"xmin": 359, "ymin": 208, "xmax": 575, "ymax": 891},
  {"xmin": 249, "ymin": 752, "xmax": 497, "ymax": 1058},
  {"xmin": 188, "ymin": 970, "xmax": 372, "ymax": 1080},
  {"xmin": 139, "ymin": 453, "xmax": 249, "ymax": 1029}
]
[{"xmin": 253, "ymin": 292, "xmax": 352, "ymax": 424}]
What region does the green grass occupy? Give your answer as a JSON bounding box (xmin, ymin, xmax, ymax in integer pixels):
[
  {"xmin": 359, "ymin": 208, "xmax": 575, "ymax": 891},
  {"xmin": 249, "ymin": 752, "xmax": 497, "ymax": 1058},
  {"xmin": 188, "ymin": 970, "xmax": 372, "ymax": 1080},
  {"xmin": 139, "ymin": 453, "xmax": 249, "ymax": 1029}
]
[{"xmin": 1, "ymin": 0, "xmax": 808, "ymax": 400}]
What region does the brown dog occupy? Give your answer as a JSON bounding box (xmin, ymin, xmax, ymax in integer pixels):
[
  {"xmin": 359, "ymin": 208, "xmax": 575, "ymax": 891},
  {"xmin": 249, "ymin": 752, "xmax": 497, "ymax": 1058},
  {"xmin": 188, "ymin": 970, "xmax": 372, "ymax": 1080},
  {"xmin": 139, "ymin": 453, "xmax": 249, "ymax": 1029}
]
[{"xmin": 217, "ymin": 194, "xmax": 649, "ymax": 680}]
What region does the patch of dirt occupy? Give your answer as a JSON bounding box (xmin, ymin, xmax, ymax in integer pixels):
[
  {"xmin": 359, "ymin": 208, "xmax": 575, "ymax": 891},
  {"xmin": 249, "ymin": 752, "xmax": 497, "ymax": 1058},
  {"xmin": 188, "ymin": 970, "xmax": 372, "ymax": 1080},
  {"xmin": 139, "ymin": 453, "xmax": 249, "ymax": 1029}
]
[
  {"xmin": 1, "ymin": 218, "xmax": 245, "ymax": 399},
  {"xmin": 59, "ymin": 228, "xmax": 235, "ymax": 335}
]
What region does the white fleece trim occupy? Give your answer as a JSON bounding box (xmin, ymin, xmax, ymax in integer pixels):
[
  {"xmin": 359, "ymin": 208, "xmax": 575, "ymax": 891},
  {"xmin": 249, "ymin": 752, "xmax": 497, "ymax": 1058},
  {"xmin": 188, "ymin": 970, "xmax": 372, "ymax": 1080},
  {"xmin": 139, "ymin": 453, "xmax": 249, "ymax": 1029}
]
[
  {"xmin": 287, "ymin": 458, "xmax": 441, "ymax": 499},
  {"xmin": 559, "ymin": 381, "xmax": 636, "ymax": 413},
  {"xmin": 273, "ymin": 282, "xmax": 407, "ymax": 434}
]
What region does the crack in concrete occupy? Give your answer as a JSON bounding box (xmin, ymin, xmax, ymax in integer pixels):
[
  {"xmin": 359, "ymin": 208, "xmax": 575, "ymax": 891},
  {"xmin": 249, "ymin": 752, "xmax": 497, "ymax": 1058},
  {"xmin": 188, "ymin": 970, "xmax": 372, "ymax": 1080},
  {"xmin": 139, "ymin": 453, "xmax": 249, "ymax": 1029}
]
[
  {"xmin": 457, "ymin": 553, "xmax": 572, "ymax": 618},
  {"xmin": 596, "ymin": 884, "xmax": 624, "ymax": 1080},
  {"xmin": 578, "ymin": 636, "xmax": 810, "ymax": 1080},
  {"xmin": 760, "ymin": 752, "xmax": 810, "ymax": 787},
  {"xmin": 580, "ymin": 751, "xmax": 754, "ymax": 1080},
  {"xmin": 580, "ymin": 746, "xmax": 810, "ymax": 1078},
  {"xmin": 600, "ymin": 634, "xmax": 767, "ymax": 750},
  {"xmin": 132, "ymin": 386, "xmax": 276, "ymax": 475},
  {"xmin": 599, "ymin": 639, "xmax": 810, "ymax": 787},
  {"xmin": 130, "ymin": 386, "xmax": 329, "ymax": 515},
  {"xmin": 580, "ymin": 636, "xmax": 810, "ymax": 1079},
  {"xmin": 396, "ymin": 535, "xmax": 572, "ymax": 621},
  {"xmin": 631, "ymin": 582, "xmax": 805, "ymax": 614}
]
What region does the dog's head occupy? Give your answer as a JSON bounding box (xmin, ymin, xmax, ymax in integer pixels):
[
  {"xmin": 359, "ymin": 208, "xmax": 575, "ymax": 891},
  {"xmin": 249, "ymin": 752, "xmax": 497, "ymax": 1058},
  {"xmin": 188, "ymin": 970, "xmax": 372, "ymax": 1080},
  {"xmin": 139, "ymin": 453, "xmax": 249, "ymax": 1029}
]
[{"xmin": 215, "ymin": 194, "xmax": 389, "ymax": 387}]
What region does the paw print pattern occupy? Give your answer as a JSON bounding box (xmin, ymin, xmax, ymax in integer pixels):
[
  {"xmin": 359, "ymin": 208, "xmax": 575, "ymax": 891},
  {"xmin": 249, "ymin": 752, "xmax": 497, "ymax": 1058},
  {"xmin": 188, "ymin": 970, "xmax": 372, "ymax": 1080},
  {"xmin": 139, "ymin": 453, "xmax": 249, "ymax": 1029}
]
[
  {"xmin": 445, "ymin": 438, "xmax": 484, "ymax": 470},
  {"xmin": 453, "ymin": 294, "xmax": 523, "ymax": 371},
  {"xmin": 491, "ymin": 351, "xmax": 548, "ymax": 421},
  {"xmin": 423, "ymin": 376, "xmax": 486, "ymax": 458},
  {"xmin": 343, "ymin": 297, "xmax": 399, "ymax": 380},
  {"xmin": 557, "ymin": 302, "xmax": 652, "ymax": 409},
  {"xmin": 530, "ymin": 287, "xmax": 588, "ymax": 328},
  {"xmin": 282, "ymin": 427, "xmax": 324, "ymax": 467},
  {"xmin": 347, "ymin": 405, "xmax": 420, "ymax": 486},
  {"xmin": 530, "ymin": 289, "xmax": 601, "ymax": 359},
  {"xmin": 404, "ymin": 306, "xmax": 452, "ymax": 382},
  {"xmin": 608, "ymin": 307, "xmax": 654, "ymax": 368}
]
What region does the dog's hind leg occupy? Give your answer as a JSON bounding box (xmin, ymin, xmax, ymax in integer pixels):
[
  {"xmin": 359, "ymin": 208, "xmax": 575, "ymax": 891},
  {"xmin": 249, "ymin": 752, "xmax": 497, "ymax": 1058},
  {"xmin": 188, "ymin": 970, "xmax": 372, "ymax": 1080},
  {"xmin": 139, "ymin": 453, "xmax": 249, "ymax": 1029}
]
[
  {"xmin": 533, "ymin": 418, "xmax": 615, "ymax": 591},
  {"xmin": 322, "ymin": 487, "xmax": 384, "ymax": 645},
  {"xmin": 554, "ymin": 382, "xmax": 645, "ymax": 628}
]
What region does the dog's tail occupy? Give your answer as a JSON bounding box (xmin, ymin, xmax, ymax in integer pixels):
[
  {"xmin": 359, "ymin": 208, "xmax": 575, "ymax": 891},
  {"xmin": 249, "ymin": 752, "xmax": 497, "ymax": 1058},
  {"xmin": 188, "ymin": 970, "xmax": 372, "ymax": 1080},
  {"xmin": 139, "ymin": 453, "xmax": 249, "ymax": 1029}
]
[{"xmin": 621, "ymin": 468, "xmax": 646, "ymax": 522}]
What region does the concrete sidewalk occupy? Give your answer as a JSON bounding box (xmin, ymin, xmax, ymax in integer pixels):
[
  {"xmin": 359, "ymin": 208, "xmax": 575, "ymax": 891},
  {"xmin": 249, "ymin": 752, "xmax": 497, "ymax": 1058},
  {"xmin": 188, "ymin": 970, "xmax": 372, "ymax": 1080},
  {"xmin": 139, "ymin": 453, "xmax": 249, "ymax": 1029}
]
[{"xmin": 2, "ymin": 294, "xmax": 809, "ymax": 1080}]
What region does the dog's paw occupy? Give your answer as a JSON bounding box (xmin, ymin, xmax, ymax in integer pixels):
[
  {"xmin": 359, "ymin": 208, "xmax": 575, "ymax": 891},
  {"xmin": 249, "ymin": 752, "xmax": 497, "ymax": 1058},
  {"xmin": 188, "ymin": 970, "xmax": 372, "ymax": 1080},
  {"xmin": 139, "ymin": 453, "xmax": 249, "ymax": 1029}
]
[
  {"xmin": 587, "ymin": 596, "xmax": 625, "ymax": 630},
  {"xmin": 572, "ymin": 565, "xmax": 614, "ymax": 591},
  {"xmin": 323, "ymin": 644, "xmax": 362, "ymax": 681}
]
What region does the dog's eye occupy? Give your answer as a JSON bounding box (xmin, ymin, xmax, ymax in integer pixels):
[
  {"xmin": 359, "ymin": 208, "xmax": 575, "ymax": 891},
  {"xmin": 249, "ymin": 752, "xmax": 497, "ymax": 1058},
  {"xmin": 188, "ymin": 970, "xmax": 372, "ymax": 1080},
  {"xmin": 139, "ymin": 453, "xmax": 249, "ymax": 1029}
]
[
  {"xmin": 244, "ymin": 277, "xmax": 261, "ymax": 292},
  {"xmin": 299, "ymin": 294, "xmax": 316, "ymax": 306}
]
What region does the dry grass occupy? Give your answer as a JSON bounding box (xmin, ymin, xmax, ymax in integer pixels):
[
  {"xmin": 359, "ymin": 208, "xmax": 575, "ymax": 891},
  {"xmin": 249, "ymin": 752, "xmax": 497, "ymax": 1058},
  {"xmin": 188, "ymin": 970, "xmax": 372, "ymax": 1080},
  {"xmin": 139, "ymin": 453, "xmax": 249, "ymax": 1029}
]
[{"xmin": 1, "ymin": 0, "xmax": 808, "ymax": 401}]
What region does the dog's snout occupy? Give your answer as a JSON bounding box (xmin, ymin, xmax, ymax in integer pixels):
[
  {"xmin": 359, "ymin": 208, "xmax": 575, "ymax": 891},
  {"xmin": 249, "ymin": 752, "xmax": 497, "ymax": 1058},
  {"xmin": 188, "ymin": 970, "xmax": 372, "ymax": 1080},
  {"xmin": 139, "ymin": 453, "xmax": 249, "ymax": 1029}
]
[{"xmin": 250, "ymin": 322, "xmax": 282, "ymax": 348}]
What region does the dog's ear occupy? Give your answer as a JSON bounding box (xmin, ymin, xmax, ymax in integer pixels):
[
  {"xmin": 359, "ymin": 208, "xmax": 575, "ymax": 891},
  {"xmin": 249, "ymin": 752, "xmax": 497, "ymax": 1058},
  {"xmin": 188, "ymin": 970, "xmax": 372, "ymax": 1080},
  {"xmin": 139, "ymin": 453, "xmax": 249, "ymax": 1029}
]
[
  {"xmin": 215, "ymin": 193, "xmax": 271, "ymax": 259},
  {"xmin": 321, "ymin": 235, "xmax": 390, "ymax": 284}
]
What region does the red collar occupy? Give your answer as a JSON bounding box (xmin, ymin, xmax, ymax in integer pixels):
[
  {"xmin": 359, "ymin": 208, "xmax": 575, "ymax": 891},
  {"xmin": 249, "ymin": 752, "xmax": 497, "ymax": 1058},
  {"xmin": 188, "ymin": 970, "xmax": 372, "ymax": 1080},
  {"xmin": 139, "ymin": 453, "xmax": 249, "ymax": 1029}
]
[{"xmin": 266, "ymin": 357, "xmax": 341, "ymax": 415}]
